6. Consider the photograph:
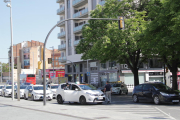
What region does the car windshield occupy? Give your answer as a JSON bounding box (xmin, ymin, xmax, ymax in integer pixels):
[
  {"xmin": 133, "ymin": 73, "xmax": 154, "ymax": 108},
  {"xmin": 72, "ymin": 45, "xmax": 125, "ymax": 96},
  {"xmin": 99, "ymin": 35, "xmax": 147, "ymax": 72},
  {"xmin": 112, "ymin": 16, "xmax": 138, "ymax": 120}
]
[
  {"xmin": 20, "ymin": 86, "xmax": 27, "ymax": 89},
  {"xmin": 79, "ymin": 85, "xmax": 97, "ymax": 90},
  {"xmin": 152, "ymin": 84, "xmax": 171, "ymax": 91},
  {"xmin": 0, "ymin": 86, "xmax": 3, "ymax": 89},
  {"xmin": 34, "ymin": 86, "xmax": 48, "ymax": 90},
  {"xmin": 51, "ymin": 85, "xmax": 58, "ymax": 89},
  {"xmin": 111, "ymin": 84, "xmax": 121, "ymax": 87},
  {"xmin": 6, "ymin": 86, "xmax": 12, "ymax": 89}
]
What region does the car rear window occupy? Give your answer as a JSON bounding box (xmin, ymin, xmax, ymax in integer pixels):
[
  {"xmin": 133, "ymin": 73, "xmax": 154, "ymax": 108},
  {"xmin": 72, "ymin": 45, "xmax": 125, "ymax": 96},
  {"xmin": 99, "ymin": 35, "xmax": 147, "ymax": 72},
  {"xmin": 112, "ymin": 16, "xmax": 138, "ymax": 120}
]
[{"xmin": 27, "ymin": 74, "xmax": 35, "ymax": 77}]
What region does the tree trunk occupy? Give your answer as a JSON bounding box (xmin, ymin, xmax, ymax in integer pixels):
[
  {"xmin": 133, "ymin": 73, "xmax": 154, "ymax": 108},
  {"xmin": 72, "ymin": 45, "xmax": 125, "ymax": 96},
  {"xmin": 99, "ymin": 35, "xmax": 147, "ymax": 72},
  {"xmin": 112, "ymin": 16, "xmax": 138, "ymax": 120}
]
[
  {"xmin": 171, "ymin": 68, "xmax": 178, "ymax": 90},
  {"xmin": 133, "ymin": 67, "xmax": 139, "ymax": 86}
]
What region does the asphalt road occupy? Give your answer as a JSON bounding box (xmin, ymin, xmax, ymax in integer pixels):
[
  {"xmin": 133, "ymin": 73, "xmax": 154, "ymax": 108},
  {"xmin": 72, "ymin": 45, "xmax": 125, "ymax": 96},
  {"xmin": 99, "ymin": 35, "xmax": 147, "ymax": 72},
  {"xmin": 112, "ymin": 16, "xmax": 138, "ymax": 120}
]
[{"xmin": 1, "ymin": 91, "xmax": 180, "ymax": 120}]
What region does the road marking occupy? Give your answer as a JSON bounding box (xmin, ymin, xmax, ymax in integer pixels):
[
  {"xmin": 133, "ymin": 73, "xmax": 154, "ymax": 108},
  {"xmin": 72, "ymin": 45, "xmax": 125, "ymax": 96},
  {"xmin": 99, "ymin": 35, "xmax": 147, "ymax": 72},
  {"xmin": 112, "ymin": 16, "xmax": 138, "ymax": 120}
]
[{"xmin": 155, "ymin": 107, "xmax": 176, "ymax": 120}]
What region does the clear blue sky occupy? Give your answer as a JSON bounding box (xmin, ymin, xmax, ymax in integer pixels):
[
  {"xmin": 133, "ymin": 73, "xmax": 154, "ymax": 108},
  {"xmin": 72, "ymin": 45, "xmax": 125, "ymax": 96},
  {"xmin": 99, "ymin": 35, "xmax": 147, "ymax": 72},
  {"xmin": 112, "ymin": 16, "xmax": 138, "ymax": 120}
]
[{"xmin": 0, "ymin": 0, "xmax": 60, "ymax": 63}]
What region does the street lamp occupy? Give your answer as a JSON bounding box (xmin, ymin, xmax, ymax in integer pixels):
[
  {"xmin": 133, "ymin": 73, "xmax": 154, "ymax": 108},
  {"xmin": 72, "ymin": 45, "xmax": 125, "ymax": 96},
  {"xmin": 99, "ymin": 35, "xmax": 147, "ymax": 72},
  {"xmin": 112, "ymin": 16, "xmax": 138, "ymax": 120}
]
[
  {"xmin": 50, "ymin": 46, "xmax": 55, "ymax": 79},
  {"xmin": 4, "ymin": 0, "xmax": 14, "ymax": 100}
]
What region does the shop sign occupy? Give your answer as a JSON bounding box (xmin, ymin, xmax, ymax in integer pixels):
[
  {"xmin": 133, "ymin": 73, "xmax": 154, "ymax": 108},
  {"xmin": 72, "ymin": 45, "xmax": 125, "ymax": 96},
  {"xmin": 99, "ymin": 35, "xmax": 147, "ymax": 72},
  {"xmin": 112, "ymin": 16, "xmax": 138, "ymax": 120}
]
[{"xmin": 149, "ymin": 72, "xmax": 164, "ymax": 76}]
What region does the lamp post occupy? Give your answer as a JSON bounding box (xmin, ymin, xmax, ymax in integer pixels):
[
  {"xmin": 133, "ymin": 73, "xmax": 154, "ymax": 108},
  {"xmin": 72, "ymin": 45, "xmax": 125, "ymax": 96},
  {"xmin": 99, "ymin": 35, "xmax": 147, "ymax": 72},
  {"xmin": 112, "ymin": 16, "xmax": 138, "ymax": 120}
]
[
  {"xmin": 4, "ymin": 0, "xmax": 14, "ymax": 100},
  {"xmin": 50, "ymin": 46, "xmax": 55, "ymax": 78}
]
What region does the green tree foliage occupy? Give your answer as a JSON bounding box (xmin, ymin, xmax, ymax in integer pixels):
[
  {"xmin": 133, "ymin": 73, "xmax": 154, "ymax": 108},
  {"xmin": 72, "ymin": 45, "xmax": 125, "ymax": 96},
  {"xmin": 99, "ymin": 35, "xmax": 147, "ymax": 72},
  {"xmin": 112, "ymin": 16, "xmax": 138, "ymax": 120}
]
[
  {"xmin": 0, "ymin": 62, "xmax": 10, "ymax": 77},
  {"xmin": 76, "ymin": 0, "xmax": 149, "ymax": 86},
  {"xmin": 142, "ymin": 0, "xmax": 180, "ymax": 90}
]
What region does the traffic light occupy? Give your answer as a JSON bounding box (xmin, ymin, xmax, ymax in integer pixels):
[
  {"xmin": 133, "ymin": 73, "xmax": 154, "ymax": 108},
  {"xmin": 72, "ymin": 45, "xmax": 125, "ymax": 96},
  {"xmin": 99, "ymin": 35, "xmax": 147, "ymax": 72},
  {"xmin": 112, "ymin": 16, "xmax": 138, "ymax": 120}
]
[
  {"xmin": 48, "ymin": 58, "xmax": 52, "ymax": 64},
  {"xmin": 166, "ymin": 67, "xmax": 168, "ymax": 73},
  {"xmin": 118, "ymin": 16, "xmax": 124, "ymax": 30}
]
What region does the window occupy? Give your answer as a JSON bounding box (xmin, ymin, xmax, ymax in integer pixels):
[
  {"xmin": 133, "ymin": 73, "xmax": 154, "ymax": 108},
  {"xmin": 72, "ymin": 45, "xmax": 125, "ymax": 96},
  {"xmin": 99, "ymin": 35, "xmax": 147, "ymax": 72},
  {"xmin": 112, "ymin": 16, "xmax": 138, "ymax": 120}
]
[
  {"xmin": 71, "ymin": 85, "xmax": 79, "ymax": 90},
  {"xmin": 61, "ymin": 84, "xmax": 66, "ymax": 89},
  {"xmin": 135, "ymin": 84, "xmax": 143, "ymax": 90},
  {"xmin": 68, "ymin": 65, "xmax": 72, "ymax": 73},
  {"xmin": 143, "ymin": 84, "xmax": 153, "ymax": 91},
  {"xmin": 67, "ymin": 0, "xmax": 70, "ymax": 8},
  {"xmin": 80, "ymin": 64, "xmax": 83, "ymax": 72},
  {"xmin": 109, "ymin": 61, "xmax": 116, "ymax": 69},
  {"xmin": 56, "ymin": 62, "xmax": 58, "ymax": 65},
  {"xmin": 149, "ymin": 59, "xmax": 163, "ymax": 68}
]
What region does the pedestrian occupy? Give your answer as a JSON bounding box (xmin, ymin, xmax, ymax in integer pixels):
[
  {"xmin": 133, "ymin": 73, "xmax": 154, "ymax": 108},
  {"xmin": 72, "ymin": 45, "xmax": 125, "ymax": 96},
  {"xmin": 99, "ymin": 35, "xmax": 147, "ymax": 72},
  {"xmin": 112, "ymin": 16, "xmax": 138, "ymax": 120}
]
[
  {"xmin": 104, "ymin": 81, "xmax": 112, "ymax": 104},
  {"xmin": 64, "ymin": 83, "xmax": 70, "ymax": 90}
]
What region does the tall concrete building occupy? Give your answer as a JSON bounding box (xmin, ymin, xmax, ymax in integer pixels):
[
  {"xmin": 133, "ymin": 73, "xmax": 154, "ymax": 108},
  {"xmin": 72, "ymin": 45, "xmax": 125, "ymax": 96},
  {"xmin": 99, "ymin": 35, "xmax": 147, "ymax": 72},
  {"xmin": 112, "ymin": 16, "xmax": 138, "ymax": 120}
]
[{"xmin": 56, "ymin": 0, "xmax": 165, "ymax": 88}]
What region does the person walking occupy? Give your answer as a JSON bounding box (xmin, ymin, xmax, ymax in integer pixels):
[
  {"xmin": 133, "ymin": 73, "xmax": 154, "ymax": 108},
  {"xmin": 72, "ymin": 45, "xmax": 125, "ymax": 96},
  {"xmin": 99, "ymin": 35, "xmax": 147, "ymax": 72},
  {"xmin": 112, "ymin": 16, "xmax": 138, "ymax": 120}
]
[{"xmin": 104, "ymin": 81, "xmax": 112, "ymax": 104}]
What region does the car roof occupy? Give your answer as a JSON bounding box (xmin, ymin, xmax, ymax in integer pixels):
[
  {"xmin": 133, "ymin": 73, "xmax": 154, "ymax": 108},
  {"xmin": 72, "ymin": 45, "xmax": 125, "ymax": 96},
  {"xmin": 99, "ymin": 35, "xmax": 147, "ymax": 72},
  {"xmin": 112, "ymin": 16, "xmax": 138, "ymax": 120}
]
[{"xmin": 140, "ymin": 82, "xmax": 164, "ymax": 85}]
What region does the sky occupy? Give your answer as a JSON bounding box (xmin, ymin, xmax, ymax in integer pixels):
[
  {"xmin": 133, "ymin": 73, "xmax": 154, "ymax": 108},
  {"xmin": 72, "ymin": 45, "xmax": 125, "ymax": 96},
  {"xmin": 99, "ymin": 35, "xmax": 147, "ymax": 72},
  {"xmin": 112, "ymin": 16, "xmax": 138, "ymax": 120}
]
[{"xmin": 0, "ymin": 0, "xmax": 60, "ymax": 63}]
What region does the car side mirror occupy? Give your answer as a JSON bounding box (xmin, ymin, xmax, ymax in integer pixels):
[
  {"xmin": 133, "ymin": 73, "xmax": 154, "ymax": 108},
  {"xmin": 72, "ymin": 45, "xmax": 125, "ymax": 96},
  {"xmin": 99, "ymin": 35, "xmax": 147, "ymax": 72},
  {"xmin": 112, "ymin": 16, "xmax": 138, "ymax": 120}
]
[{"xmin": 75, "ymin": 88, "xmax": 78, "ymax": 91}]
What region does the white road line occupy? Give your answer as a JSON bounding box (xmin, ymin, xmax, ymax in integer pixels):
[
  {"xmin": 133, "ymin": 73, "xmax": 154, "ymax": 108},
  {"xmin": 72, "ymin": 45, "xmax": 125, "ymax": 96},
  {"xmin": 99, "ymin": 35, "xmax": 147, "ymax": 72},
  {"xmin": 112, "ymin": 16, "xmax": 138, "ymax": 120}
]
[{"xmin": 155, "ymin": 107, "xmax": 176, "ymax": 120}]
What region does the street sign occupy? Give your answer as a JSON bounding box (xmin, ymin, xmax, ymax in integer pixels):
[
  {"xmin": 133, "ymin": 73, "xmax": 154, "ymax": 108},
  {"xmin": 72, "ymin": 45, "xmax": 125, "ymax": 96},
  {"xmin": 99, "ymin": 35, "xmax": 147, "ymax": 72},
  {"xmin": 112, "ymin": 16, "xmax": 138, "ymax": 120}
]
[{"xmin": 87, "ymin": 72, "xmax": 90, "ymax": 76}]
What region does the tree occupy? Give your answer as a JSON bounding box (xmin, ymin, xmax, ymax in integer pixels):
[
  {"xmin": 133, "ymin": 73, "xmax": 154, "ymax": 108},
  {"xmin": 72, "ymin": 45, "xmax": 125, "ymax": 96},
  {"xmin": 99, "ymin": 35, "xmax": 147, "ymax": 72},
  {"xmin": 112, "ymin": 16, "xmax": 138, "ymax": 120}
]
[
  {"xmin": 76, "ymin": 0, "xmax": 149, "ymax": 86},
  {"xmin": 142, "ymin": 0, "xmax": 180, "ymax": 90}
]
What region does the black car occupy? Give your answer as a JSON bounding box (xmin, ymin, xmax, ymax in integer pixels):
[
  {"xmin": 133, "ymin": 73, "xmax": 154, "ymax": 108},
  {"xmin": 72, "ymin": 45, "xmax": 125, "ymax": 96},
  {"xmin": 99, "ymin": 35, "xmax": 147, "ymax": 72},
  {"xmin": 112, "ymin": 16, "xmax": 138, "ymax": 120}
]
[{"xmin": 132, "ymin": 83, "xmax": 180, "ymax": 105}]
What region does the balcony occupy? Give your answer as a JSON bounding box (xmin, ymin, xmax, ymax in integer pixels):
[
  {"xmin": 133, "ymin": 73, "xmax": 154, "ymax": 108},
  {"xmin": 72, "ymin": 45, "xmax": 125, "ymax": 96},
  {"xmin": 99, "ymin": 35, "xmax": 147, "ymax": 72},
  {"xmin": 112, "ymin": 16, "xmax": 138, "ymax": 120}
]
[
  {"xmin": 73, "ymin": 8, "xmax": 88, "ymax": 18},
  {"xmin": 74, "ymin": 40, "xmax": 80, "ymax": 46},
  {"xmin": 99, "ymin": 0, "xmax": 105, "ymax": 6},
  {"xmin": 56, "ymin": 0, "xmax": 64, "ymax": 3},
  {"xmin": 58, "ymin": 44, "xmax": 66, "ymax": 50},
  {"xmin": 57, "ymin": 6, "xmax": 65, "ymax": 15},
  {"xmin": 73, "ymin": 0, "xmax": 88, "ymax": 8},
  {"xmin": 59, "ymin": 56, "xmax": 67, "ymax": 63},
  {"xmin": 57, "ymin": 20, "xmax": 65, "ymax": 27},
  {"xmin": 24, "ymin": 57, "xmax": 30, "ymax": 59},
  {"xmin": 73, "ymin": 24, "xmax": 86, "ymax": 33},
  {"xmin": 58, "ymin": 31, "xmax": 66, "ymax": 39}
]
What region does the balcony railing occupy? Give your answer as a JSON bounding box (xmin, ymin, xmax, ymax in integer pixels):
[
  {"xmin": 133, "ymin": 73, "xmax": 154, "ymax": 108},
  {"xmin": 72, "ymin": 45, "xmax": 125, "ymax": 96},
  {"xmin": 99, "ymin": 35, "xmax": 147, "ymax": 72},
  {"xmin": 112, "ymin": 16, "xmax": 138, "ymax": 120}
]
[
  {"xmin": 24, "ymin": 57, "xmax": 30, "ymax": 59},
  {"xmin": 74, "ymin": 40, "xmax": 80, "ymax": 46},
  {"xmin": 99, "ymin": 0, "xmax": 105, "ymax": 6},
  {"xmin": 57, "ymin": 19, "xmax": 65, "ymax": 27},
  {"xmin": 58, "ymin": 44, "xmax": 66, "ymax": 50},
  {"xmin": 56, "ymin": 0, "xmax": 64, "ymax": 3},
  {"xmin": 73, "ymin": 24, "xmax": 86, "ymax": 33},
  {"xmin": 73, "ymin": 0, "xmax": 87, "ymax": 7},
  {"xmin": 58, "ymin": 31, "xmax": 66, "ymax": 38},
  {"xmin": 24, "ymin": 63, "xmax": 30, "ymax": 66},
  {"xmin": 73, "ymin": 8, "xmax": 88, "ymax": 18},
  {"xmin": 59, "ymin": 56, "xmax": 67, "ymax": 62},
  {"xmin": 57, "ymin": 6, "xmax": 65, "ymax": 15}
]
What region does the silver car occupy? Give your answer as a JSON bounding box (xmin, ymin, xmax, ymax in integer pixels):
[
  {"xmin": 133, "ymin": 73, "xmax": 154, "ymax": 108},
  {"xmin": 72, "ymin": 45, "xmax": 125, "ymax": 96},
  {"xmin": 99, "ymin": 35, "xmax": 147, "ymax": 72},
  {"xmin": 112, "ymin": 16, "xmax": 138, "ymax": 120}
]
[{"xmin": 111, "ymin": 83, "xmax": 128, "ymax": 95}]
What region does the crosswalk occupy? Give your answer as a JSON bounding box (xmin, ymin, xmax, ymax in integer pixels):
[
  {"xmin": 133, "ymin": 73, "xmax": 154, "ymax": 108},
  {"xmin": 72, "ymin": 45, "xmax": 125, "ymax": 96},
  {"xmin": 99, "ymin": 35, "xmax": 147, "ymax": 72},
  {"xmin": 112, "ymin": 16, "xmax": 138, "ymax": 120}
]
[{"xmin": 83, "ymin": 105, "xmax": 176, "ymax": 120}]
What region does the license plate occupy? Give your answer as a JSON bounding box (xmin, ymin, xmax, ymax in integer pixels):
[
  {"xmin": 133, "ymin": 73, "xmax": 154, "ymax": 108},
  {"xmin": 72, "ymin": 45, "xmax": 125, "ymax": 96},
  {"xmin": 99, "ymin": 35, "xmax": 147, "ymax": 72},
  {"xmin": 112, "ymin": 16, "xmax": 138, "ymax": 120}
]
[{"xmin": 172, "ymin": 100, "xmax": 179, "ymax": 102}]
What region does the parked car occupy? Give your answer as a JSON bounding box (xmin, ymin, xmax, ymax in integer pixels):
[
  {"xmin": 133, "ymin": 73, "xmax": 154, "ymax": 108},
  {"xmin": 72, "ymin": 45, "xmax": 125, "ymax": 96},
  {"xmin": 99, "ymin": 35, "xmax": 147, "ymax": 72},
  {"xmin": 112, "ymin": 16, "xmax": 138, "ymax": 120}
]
[
  {"xmin": 47, "ymin": 84, "xmax": 59, "ymax": 99},
  {"xmin": 132, "ymin": 83, "xmax": 180, "ymax": 105},
  {"xmin": 3, "ymin": 85, "xmax": 12, "ymax": 97},
  {"xmin": 56, "ymin": 83, "xmax": 105, "ymax": 105},
  {"xmin": 24, "ymin": 85, "xmax": 53, "ymax": 101},
  {"xmin": 0, "ymin": 85, "xmax": 4, "ymax": 96},
  {"xmin": 111, "ymin": 83, "xmax": 128, "ymax": 95},
  {"xmin": 14, "ymin": 85, "xmax": 27, "ymax": 98}
]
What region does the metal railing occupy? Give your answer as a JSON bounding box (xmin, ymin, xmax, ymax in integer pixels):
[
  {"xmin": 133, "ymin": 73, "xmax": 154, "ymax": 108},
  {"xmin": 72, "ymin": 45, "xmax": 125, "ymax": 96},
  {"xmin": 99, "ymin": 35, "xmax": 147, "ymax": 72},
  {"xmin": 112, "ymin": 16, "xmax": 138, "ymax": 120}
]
[
  {"xmin": 73, "ymin": 24, "xmax": 87, "ymax": 32},
  {"xmin": 58, "ymin": 44, "xmax": 66, "ymax": 50},
  {"xmin": 99, "ymin": 0, "xmax": 105, "ymax": 5},
  {"xmin": 74, "ymin": 40, "xmax": 80, "ymax": 46}
]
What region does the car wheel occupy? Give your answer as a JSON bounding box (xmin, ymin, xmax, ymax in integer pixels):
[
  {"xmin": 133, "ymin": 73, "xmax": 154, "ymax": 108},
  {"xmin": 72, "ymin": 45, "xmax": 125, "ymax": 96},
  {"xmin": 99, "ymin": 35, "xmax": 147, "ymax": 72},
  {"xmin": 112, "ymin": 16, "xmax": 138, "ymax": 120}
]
[
  {"xmin": 154, "ymin": 96, "xmax": 160, "ymax": 105},
  {"xmin": 57, "ymin": 95, "xmax": 63, "ymax": 104},
  {"xmin": 31, "ymin": 95, "xmax": 34, "ymax": 101},
  {"xmin": 80, "ymin": 96, "xmax": 86, "ymax": 105},
  {"xmin": 133, "ymin": 95, "xmax": 139, "ymax": 103},
  {"xmin": 97, "ymin": 102, "xmax": 103, "ymax": 104},
  {"xmin": 48, "ymin": 99, "xmax": 52, "ymax": 101},
  {"xmin": 119, "ymin": 90, "xmax": 122, "ymax": 95}
]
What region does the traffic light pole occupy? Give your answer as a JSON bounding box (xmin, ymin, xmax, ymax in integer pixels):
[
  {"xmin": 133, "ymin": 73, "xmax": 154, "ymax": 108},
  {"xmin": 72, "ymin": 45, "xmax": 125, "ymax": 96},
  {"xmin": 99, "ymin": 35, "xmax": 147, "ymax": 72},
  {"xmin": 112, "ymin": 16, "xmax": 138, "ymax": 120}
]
[{"xmin": 43, "ymin": 17, "xmax": 122, "ymax": 106}]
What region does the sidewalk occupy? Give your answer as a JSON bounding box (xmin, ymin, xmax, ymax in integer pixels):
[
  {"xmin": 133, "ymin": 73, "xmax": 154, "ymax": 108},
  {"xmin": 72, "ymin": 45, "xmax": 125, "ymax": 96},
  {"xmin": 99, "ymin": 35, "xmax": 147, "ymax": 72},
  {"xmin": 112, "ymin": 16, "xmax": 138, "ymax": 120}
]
[{"xmin": 0, "ymin": 96, "xmax": 158, "ymax": 120}]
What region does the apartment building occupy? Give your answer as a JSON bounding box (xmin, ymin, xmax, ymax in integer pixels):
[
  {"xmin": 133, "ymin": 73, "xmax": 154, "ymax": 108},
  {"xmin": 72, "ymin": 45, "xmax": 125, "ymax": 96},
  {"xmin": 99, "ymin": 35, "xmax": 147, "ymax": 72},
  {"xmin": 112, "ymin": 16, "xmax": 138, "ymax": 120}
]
[{"xmin": 56, "ymin": 0, "xmax": 166, "ymax": 88}]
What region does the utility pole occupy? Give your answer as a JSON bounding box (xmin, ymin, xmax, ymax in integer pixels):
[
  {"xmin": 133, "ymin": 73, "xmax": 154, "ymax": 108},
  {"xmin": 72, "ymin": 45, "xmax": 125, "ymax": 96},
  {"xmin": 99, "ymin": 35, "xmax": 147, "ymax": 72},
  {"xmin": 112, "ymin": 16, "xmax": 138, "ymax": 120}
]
[{"xmin": 0, "ymin": 64, "xmax": 2, "ymax": 83}]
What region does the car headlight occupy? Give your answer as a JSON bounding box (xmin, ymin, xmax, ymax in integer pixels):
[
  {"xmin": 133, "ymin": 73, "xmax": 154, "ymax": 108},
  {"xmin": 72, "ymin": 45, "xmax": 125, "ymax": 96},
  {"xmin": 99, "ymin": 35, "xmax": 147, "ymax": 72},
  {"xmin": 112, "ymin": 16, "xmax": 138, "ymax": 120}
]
[
  {"xmin": 160, "ymin": 92, "xmax": 169, "ymax": 96},
  {"xmin": 86, "ymin": 92, "xmax": 96, "ymax": 96}
]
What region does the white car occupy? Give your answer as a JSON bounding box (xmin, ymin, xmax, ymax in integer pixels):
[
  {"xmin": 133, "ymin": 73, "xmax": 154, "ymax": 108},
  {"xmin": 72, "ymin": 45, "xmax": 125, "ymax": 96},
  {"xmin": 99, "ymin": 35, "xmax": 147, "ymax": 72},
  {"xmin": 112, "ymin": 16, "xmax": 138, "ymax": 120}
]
[
  {"xmin": 3, "ymin": 85, "xmax": 12, "ymax": 97},
  {"xmin": 0, "ymin": 85, "xmax": 4, "ymax": 96},
  {"xmin": 111, "ymin": 83, "xmax": 128, "ymax": 95},
  {"xmin": 24, "ymin": 85, "xmax": 53, "ymax": 101},
  {"xmin": 47, "ymin": 84, "xmax": 59, "ymax": 99},
  {"xmin": 56, "ymin": 83, "xmax": 105, "ymax": 105},
  {"xmin": 14, "ymin": 85, "xmax": 27, "ymax": 98}
]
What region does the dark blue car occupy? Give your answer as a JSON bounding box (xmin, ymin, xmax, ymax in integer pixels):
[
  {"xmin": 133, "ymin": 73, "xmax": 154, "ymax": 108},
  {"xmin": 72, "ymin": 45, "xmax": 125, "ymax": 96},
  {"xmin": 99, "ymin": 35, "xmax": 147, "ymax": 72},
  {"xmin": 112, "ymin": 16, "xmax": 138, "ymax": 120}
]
[{"xmin": 132, "ymin": 83, "xmax": 180, "ymax": 105}]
